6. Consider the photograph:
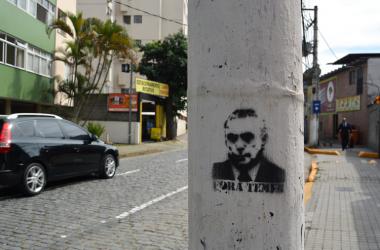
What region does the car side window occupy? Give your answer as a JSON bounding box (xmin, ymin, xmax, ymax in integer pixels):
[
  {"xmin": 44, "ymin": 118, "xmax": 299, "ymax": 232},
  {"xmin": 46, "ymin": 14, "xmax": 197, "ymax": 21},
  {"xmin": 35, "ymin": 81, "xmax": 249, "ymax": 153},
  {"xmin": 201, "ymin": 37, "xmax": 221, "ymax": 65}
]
[
  {"xmin": 35, "ymin": 120, "xmax": 64, "ymax": 138},
  {"xmin": 13, "ymin": 120, "xmax": 35, "ymax": 138},
  {"xmin": 60, "ymin": 121, "xmax": 90, "ymax": 140}
]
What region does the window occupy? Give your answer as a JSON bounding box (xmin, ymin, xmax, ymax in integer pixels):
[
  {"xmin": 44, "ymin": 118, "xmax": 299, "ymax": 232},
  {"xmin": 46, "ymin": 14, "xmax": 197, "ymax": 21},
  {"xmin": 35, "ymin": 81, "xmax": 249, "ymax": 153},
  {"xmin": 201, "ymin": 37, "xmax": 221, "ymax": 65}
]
[
  {"xmin": 18, "ymin": 0, "xmax": 27, "ymax": 11},
  {"xmin": 36, "ymin": 3, "xmax": 47, "ymax": 23},
  {"xmin": 123, "ymin": 15, "xmax": 131, "ymax": 24},
  {"xmin": 0, "ymin": 41, "xmax": 3, "ymax": 63},
  {"xmin": 35, "ymin": 120, "xmax": 64, "ymax": 138},
  {"xmin": 6, "ymin": 43, "xmax": 16, "ymax": 66},
  {"xmin": 60, "ymin": 121, "xmax": 90, "ymax": 140},
  {"xmin": 349, "ymin": 70, "xmax": 356, "ymax": 85},
  {"xmin": 8, "ymin": 0, "xmax": 55, "ymax": 23},
  {"xmin": 134, "ymin": 15, "xmax": 142, "ymax": 24},
  {"xmin": 13, "ymin": 120, "xmax": 35, "ymax": 138},
  {"xmin": 0, "ymin": 32, "xmax": 52, "ymax": 76},
  {"xmin": 357, "ymin": 67, "xmax": 363, "ymax": 95}
]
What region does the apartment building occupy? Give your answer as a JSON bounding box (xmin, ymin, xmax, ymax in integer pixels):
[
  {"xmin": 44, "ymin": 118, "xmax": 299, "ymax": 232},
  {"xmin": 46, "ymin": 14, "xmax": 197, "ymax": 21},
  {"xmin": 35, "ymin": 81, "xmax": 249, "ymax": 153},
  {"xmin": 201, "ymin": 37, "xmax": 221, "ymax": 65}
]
[
  {"xmin": 0, "ymin": 0, "xmax": 76, "ymax": 114},
  {"xmin": 77, "ymin": 0, "xmax": 188, "ymax": 92},
  {"xmin": 77, "ymin": 0, "xmax": 188, "ymax": 143}
]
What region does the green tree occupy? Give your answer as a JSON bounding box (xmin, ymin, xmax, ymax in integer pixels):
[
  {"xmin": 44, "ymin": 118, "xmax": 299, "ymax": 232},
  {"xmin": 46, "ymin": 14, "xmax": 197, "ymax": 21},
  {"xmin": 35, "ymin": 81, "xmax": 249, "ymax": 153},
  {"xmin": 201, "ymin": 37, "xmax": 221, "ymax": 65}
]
[
  {"xmin": 139, "ymin": 32, "xmax": 187, "ymax": 140},
  {"xmin": 48, "ymin": 12, "xmax": 134, "ymax": 123}
]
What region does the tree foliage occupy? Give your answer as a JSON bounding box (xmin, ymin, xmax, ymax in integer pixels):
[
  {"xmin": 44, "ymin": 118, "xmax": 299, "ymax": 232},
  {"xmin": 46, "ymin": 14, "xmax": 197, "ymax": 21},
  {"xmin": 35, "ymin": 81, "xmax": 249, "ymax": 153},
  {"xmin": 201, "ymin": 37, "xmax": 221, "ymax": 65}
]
[
  {"xmin": 48, "ymin": 12, "xmax": 134, "ymax": 123},
  {"xmin": 139, "ymin": 32, "xmax": 187, "ymax": 115},
  {"xmin": 138, "ymin": 32, "xmax": 187, "ymax": 139}
]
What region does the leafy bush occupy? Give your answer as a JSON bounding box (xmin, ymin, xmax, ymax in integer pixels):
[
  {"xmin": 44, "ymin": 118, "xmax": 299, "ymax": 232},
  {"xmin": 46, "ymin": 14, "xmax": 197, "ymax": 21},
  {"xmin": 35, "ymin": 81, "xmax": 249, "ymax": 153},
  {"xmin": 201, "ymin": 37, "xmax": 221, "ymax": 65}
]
[{"xmin": 87, "ymin": 122, "xmax": 106, "ymax": 138}]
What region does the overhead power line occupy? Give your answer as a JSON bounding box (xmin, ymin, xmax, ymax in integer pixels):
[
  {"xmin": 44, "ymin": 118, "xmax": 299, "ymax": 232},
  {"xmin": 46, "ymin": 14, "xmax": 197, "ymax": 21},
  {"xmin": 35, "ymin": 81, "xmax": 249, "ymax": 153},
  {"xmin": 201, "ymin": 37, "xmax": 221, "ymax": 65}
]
[
  {"xmin": 318, "ymin": 30, "xmax": 338, "ymax": 60},
  {"xmin": 114, "ymin": 1, "xmax": 187, "ymax": 26}
]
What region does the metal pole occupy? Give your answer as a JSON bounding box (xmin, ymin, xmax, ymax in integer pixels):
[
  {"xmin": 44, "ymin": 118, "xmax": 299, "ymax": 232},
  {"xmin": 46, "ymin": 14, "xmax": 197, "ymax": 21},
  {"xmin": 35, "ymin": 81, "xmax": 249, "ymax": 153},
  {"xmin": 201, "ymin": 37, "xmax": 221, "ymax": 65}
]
[
  {"xmin": 308, "ymin": 6, "xmax": 319, "ymax": 146},
  {"xmin": 188, "ymin": 0, "xmax": 304, "ymax": 249},
  {"xmin": 128, "ymin": 65, "xmax": 133, "ymax": 144}
]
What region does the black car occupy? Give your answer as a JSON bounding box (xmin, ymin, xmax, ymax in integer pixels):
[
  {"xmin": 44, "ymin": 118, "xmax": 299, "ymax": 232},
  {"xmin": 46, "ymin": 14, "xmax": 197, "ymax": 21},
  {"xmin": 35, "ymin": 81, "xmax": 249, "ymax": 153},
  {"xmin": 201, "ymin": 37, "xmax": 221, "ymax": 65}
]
[{"xmin": 0, "ymin": 113, "xmax": 119, "ymax": 195}]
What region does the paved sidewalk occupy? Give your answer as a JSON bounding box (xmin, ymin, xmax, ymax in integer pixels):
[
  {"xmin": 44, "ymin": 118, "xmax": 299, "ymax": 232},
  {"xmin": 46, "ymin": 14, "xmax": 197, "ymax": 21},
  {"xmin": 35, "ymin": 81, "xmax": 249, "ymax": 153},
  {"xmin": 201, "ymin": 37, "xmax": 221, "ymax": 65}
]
[
  {"xmin": 116, "ymin": 134, "xmax": 188, "ymax": 158},
  {"xmin": 305, "ymin": 148, "xmax": 380, "ymax": 250}
]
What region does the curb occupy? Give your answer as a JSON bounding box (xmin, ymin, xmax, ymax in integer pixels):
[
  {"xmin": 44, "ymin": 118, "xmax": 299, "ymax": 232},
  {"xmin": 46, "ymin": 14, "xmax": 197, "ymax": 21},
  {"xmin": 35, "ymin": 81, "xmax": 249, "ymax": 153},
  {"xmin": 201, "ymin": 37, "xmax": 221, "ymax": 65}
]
[
  {"xmin": 304, "ymin": 146, "xmax": 340, "ymax": 156},
  {"xmin": 304, "ymin": 160, "xmax": 318, "ymax": 205},
  {"xmin": 358, "ymin": 151, "xmax": 379, "ymax": 159}
]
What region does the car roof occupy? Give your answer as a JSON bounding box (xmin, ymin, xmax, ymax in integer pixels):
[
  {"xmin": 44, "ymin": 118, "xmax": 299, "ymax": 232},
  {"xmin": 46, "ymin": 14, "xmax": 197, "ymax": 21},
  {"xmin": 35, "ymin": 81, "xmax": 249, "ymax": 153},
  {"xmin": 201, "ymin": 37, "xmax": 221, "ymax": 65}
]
[{"xmin": 6, "ymin": 113, "xmax": 63, "ymax": 120}]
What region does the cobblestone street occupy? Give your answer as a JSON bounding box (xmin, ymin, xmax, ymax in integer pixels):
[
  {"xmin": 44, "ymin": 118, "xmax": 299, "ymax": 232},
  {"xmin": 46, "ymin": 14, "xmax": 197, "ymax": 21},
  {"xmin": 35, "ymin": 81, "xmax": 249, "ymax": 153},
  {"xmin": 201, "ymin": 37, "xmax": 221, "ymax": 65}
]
[{"xmin": 0, "ymin": 149, "xmax": 188, "ymax": 250}]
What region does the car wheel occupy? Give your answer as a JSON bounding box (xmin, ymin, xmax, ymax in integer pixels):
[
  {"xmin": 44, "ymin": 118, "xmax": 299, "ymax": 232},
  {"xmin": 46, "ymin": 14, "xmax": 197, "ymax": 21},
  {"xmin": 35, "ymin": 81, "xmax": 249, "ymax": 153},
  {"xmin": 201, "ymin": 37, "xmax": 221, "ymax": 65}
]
[
  {"xmin": 22, "ymin": 163, "xmax": 46, "ymax": 196},
  {"xmin": 100, "ymin": 154, "xmax": 116, "ymax": 179}
]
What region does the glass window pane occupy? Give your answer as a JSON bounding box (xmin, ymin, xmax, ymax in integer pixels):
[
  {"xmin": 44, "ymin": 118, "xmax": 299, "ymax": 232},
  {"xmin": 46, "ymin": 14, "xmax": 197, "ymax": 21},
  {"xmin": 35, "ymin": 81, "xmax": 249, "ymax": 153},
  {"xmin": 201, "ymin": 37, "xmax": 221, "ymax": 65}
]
[
  {"xmin": 37, "ymin": 4, "xmax": 47, "ymax": 23},
  {"xmin": 27, "ymin": 53, "xmax": 33, "ymax": 70},
  {"xmin": 6, "ymin": 36, "xmax": 15, "ymax": 44},
  {"xmin": 35, "ymin": 120, "xmax": 64, "ymax": 138},
  {"xmin": 40, "ymin": 58, "xmax": 47, "ymax": 75},
  {"xmin": 18, "ymin": 0, "xmax": 27, "ymax": 10},
  {"xmin": 0, "ymin": 41, "xmax": 3, "ymax": 62},
  {"xmin": 28, "ymin": 0, "xmax": 37, "ymax": 16},
  {"xmin": 60, "ymin": 121, "xmax": 89, "ymax": 140},
  {"xmin": 134, "ymin": 15, "xmax": 142, "ymax": 24},
  {"xmin": 0, "ymin": 33, "xmax": 5, "ymax": 40},
  {"xmin": 16, "ymin": 48, "xmax": 25, "ymax": 68},
  {"xmin": 13, "ymin": 120, "xmax": 35, "ymax": 138},
  {"xmin": 6, "ymin": 44, "xmax": 16, "ymax": 65},
  {"xmin": 123, "ymin": 15, "xmax": 131, "ymax": 24},
  {"xmin": 33, "ymin": 55, "xmax": 39, "ymax": 73}
]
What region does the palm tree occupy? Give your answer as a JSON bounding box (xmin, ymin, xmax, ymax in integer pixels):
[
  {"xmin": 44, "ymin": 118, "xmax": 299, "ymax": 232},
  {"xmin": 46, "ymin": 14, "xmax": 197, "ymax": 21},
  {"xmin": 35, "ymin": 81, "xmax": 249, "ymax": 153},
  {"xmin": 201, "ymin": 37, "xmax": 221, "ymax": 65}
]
[{"xmin": 48, "ymin": 12, "xmax": 134, "ymax": 123}]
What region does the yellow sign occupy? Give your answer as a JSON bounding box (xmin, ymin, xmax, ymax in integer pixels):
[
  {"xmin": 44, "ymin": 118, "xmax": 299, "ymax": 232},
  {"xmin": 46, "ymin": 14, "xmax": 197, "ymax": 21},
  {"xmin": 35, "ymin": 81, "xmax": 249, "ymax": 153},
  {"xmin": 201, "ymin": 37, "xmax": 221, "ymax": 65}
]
[
  {"xmin": 336, "ymin": 95, "xmax": 361, "ymax": 112},
  {"xmin": 136, "ymin": 78, "xmax": 169, "ymax": 97}
]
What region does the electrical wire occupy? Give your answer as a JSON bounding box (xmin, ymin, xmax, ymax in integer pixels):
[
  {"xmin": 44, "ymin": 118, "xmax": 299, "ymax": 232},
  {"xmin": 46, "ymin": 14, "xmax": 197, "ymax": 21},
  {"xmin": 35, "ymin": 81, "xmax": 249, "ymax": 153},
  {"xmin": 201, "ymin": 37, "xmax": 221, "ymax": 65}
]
[
  {"xmin": 114, "ymin": 1, "xmax": 187, "ymax": 26},
  {"xmin": 318, "ymin": 30, "xmax": 338, "ymax": 60}
]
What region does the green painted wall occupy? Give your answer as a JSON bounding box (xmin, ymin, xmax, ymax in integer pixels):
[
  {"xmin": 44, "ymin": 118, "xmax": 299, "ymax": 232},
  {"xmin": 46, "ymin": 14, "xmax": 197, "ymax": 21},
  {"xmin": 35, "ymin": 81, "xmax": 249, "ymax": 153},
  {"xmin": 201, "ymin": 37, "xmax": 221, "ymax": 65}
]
[
  {"xmin": 0, "ymin": 1, "xmax": 56, "ymax": 52},
  {"xmin": 0, "ymin": 64, "xmax": 54, "ymax": 104}
]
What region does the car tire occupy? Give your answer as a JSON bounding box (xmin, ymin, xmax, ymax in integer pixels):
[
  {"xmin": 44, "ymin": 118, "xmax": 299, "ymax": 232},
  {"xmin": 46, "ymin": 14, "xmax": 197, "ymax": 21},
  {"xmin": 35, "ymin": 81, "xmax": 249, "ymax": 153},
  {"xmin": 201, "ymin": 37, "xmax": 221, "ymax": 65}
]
[
  {"xmin": 21, "ymin": 163, "xmax": 46, "ymax": 196},
  {"xmin": 100, "ymin": 154, "xmax": 116, "ymax": 179}
]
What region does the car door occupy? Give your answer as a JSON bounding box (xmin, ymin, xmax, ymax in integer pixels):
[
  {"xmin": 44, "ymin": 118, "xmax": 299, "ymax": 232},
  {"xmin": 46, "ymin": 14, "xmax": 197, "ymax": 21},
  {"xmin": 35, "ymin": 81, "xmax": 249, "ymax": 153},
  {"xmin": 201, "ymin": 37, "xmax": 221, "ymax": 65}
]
[
  {"xmin": 59, "ymin": 120, "xmax": 104, "ymax": 173},
  {"xmin": 34, "ymin": 119, "xmax": 80, "ymax": 178}
]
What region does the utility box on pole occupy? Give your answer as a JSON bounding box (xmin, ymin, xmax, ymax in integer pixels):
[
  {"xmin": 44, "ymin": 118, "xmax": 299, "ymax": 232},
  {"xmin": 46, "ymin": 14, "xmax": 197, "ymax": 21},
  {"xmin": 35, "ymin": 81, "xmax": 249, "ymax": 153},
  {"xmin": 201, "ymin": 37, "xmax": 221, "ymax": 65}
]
[{"xmin": 188, "ymin": 0, "xmax": 304, "ymax": 249}]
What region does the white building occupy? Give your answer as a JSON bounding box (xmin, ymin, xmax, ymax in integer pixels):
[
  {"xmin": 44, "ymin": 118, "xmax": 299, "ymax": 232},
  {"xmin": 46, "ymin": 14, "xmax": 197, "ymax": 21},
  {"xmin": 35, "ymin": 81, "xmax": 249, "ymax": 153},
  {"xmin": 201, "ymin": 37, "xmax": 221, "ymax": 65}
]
[{"xmin": 77, "ymin": 0, "xmax": 188, "ymax": 93}]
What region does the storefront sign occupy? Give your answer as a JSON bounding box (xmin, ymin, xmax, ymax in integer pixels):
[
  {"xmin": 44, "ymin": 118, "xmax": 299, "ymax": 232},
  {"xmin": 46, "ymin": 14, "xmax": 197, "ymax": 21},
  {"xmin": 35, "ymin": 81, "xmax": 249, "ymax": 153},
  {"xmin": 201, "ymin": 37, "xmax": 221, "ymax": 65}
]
[
  {"xmin": 336, "ymin": 95, "xmax": 361, "ymax": 112},
  {"xmin": 108, "ymin": 93, "xmax": 138, "ymax": 112},
  {"xmin": 319, "ymin": 78, "xmax": 336, "ymax": 113},
  {"xmin": 136, "ymin": 78, "xmax": 169, "ymax": 97}
]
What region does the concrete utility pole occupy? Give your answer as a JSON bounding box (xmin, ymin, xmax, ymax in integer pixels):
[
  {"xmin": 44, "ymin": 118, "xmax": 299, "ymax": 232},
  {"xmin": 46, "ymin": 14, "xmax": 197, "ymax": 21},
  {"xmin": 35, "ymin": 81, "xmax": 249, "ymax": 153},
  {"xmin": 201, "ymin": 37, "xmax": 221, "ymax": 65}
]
[
  {"xmin": 308, "ymin": 6, "xmax": 319, "ymax": 146},
  {"xmin": 188, "ymin": 0, "xmax": 304, "ymax": 249},
  {"xmin": 128, "ymin": 64, "xmax": 133, "ymax": 144}
]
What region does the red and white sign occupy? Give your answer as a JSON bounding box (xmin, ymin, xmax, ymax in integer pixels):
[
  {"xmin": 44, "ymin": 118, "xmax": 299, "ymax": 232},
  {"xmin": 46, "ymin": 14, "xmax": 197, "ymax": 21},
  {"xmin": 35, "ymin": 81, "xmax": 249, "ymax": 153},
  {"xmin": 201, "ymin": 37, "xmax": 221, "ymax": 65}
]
[{"xmin": 108, "ymin": 94, "xmax": 138, "ymax": 112}]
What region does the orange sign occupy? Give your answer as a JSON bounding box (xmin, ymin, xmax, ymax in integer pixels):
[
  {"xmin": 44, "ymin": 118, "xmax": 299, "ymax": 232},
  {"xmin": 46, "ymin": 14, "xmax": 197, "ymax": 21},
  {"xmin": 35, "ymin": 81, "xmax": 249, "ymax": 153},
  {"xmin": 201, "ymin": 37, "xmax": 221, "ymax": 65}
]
[{"xmin": 108, "ymin": 94, "xmax": 138, "ymax": 112}]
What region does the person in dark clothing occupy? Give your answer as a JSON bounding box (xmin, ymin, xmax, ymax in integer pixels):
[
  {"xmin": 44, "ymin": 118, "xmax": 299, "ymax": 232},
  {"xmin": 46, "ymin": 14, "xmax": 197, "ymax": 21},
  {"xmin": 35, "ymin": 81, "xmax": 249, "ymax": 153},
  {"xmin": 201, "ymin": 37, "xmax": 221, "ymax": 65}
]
[
  {"xmin": 212, "ymin": 109, "xmax": 285, "ymax": 184},
  {"xmin": 338, "ymin": 117, "xmax": 352, "ymax": 151}
]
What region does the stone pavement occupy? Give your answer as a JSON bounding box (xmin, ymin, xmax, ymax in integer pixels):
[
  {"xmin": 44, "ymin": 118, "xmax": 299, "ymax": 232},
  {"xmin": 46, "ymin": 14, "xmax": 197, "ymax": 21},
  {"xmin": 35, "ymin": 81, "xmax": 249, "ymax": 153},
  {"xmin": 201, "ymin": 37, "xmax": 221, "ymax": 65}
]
[{"xmin": 305, "ymin": 148, "xmax": 380, "ymax": 250}]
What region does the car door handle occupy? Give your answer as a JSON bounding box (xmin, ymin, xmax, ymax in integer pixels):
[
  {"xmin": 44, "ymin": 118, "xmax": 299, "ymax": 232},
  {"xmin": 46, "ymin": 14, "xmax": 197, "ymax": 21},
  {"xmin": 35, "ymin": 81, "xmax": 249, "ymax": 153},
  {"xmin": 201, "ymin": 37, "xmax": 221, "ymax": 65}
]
[{"xmin": 73, "ymin": 147, "xmax": 80, "ymax": 152}]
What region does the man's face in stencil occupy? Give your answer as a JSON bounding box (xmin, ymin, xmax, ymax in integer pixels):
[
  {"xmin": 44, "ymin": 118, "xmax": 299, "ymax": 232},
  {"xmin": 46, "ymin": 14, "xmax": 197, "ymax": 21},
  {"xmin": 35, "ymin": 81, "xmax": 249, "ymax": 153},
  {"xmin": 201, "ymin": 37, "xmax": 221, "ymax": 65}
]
[{"xmin": 225, "ymin": 116, "xmax": 263, "ymax": 165}]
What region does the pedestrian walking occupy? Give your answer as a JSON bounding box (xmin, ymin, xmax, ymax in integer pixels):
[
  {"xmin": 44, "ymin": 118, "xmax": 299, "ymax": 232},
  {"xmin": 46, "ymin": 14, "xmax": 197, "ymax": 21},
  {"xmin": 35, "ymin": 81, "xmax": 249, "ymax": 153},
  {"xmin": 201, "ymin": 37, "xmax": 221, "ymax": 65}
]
[{"xmin": 338, "ymin": 117, "xmax": 352, "ymax": 151}]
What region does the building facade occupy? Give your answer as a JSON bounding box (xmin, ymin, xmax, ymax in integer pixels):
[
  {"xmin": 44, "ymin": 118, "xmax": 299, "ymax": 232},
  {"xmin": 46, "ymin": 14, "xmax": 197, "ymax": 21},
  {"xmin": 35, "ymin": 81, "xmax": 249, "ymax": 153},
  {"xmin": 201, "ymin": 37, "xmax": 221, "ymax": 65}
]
[
  {"xmin": 76, "ymin": 0, "xmax": 188, "ymax": 143},
  {"xmin": 306, "ymin": 54, "xmax": 380, "ymax": 146},
  {"xmin": 0, "ymin": 0, "xmax": 76, "ymax": 114}
]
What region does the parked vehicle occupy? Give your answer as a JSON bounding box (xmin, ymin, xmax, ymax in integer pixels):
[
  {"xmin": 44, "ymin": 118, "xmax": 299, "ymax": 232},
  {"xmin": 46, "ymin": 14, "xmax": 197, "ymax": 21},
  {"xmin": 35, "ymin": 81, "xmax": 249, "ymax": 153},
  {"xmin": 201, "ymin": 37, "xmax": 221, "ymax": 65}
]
[{"xmin": 0, "ymin": 113, "xmax": 119, "ymax": 196}]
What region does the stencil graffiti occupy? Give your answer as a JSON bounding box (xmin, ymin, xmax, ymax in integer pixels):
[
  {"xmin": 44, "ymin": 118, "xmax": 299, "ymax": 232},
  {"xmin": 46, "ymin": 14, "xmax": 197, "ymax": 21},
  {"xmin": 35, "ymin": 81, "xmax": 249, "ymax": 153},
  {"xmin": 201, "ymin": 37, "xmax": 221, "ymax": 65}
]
[{"xmin": 212, "ymin": 109, "xmax": 285, "ymax": 193}]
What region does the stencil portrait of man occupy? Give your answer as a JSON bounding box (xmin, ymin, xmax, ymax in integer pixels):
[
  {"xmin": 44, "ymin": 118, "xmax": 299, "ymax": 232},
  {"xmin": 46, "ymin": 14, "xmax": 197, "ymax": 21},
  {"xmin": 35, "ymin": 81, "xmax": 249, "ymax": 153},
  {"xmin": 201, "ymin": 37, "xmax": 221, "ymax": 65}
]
[{"xmin": 212, "ymin": 109, "xmax": 285, "ymax": 183}]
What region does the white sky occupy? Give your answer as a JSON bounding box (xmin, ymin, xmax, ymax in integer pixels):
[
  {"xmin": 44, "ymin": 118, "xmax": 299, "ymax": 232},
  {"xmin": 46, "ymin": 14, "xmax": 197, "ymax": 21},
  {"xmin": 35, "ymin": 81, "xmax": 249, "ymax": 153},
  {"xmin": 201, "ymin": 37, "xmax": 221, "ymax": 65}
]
[{"xmin": 303, "ymin": 0, "xmax": 380, "ymax": 75}]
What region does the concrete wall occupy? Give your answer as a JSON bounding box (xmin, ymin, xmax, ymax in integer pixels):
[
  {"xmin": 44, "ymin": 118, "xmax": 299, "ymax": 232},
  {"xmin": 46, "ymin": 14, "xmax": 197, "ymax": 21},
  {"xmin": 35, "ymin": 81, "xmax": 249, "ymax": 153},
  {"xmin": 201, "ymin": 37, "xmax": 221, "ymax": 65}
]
[
  {"xmin": 89, "ymin": 120, "xmax": 140, "ymax": 144},
  {"xmin": 368, "ymin": 105, "xmax": 380, "ymax": 151},
  {"xmin": 176, "ymin": 117, "xmax": 187, "ymax": 136}
]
